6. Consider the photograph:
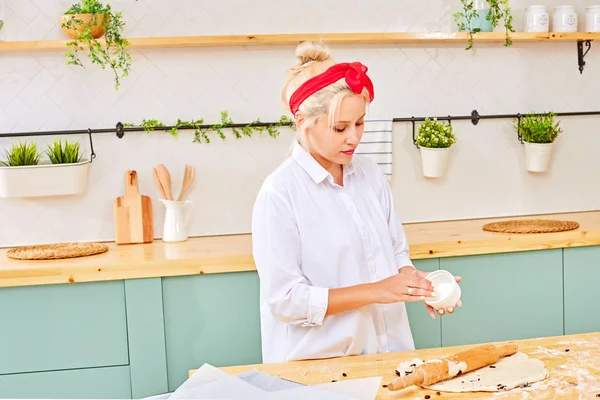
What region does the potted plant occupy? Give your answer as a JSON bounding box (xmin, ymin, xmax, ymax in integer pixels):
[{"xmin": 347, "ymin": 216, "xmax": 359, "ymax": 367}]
[
  {"xmin": 453, "ymin": 0, "xmax": 515, "ymax": 50},
  {"xmin": 415, "ymin": 118, "xmax": 456, "ymax": 178},
  {"xmin": 515, "ymin": 112, "xmax": 562, "ymax": 173},
  {"xmin": 60, "ymin": 0, "xmax": 131, "ymax": 90},
  {"xmin": 0, "ymin": 139, "xmax": 91, "ymax": 198}
]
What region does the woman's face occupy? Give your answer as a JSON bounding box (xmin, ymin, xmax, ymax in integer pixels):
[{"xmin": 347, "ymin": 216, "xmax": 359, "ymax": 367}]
[{"xmin": 302, "ymin": 94, "xmax": 366, "ymax": 168}]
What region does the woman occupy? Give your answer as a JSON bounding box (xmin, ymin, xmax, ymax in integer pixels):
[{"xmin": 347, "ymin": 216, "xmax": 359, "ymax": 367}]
[{"xmin": 251, "ymin": 41, "xmax": 461, "ymax": 364}]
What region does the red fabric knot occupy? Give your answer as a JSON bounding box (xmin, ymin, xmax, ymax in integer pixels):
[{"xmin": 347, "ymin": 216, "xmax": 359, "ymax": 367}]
[{"xmin": 288, "ymin": 61, "xmax": 375, "ymax": 116}]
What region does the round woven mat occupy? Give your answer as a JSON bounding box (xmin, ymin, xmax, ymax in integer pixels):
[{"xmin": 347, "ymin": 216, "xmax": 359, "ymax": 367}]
[
  {"xmin": 482, "ymin": 219, "xmax": 580, "ymax": 234},
  {"xmin": 6, "ymin": 242, "xmax": 109, "ymax": 260}
]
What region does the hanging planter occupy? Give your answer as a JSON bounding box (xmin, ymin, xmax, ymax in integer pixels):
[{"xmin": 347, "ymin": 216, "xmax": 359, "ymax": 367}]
[
  {"xmin": 415, "ymin": 118, "xmax": 457, "ymax": 179},
  {"xmin": 515, "ymin": 112, "xmax": 562, "ymax": 173},
  {"xmin": 0, "ymin": 139, "xmax": 92, "ymax": 198}
]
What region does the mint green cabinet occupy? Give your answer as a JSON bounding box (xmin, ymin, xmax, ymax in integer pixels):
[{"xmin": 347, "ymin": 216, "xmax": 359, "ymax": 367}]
[
  {"xmin": 406, "ymin": 259, "xmax": 442, "ymax": 349},
  {"xmin": 162, "ymin": 272, "xmax": 262, "ymax": 391},
  {"xmin": 0, "ymin": 366, "xmax": 131, "ymax": 399},
  {"xmin": 439, "ymin": 249, "xmax": 564, "ymax": 347},
  {"xmin": 0, "ymin": 281, "xmax": 129, "ymax": 375},
  {"xmin": 564, "ymin": 246, "xmax": 600, "ymax": 335}
]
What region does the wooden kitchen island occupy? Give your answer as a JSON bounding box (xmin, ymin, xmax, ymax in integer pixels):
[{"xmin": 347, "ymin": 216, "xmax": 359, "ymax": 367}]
[{"xmin": 211, "ymin": 332, "xmax": 600, "ymax": 399}]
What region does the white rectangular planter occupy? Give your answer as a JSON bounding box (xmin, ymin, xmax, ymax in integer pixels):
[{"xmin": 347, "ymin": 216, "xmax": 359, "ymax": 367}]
[{"xmin": 0, "ymin": 160, "xmax": 90, "ymax": 198}]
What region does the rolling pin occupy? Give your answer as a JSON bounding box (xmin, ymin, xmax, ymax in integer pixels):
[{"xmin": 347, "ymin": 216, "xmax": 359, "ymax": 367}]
[{"xmin": 387, "ymin": 342, "xmax": 518, "ymax": 391}]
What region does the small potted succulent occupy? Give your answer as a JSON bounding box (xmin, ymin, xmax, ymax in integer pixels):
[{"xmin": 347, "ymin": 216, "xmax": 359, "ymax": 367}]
[
  {"xmin": 415, "ymin": 117, "xmax": 457, "ymax": 178},
  {"xmin": 0, "ymin": 139, "xmax": 90, "ymax": 198},
  {"xmin": 60, "ymin": 0, "xmax": 131, "ymax": 90},
  {"xmin": 515, "ymin": 112, "xmax": 562, "ymax": 173}
]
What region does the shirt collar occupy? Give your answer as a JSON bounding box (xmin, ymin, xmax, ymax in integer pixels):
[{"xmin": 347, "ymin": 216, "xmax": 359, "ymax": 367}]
[{"xmin": 292, "ymin": 141, "xmax": 356, "ymax": 185}]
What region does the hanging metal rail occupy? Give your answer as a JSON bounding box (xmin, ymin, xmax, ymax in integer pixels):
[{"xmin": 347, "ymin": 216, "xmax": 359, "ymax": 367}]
[{"xmin": 2, "ymin": 109, "xmax": 600, "ymax": 157}]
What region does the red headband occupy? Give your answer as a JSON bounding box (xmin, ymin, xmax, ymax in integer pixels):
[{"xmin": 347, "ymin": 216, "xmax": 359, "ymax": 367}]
[{"xmin": 288, "ymin": 62, "xmax": 375, "ymax": 116}]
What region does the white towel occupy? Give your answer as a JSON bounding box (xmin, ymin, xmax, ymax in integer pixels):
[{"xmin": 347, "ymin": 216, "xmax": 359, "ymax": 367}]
[{"xmin": 355, "ymin": 119, "xmax": 393, "ymax": 179}]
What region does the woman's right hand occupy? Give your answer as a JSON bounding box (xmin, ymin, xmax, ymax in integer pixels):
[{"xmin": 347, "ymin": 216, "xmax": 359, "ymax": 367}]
[{"xmin": 371, "ymin": 268, "xmax": 436, "ymax": 304}]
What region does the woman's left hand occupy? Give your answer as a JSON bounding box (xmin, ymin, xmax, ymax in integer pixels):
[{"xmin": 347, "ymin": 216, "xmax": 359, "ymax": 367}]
[{"xmin": 399, "ymin": 266, "xmax": 462, "ymax": 319}]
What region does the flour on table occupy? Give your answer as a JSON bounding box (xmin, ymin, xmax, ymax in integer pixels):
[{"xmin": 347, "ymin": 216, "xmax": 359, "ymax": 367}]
[
  {"xmin": 422, "ymin": 352, "xmax": 549, "ymax": 393},
  {"xmin": 395, "ymin": 358, "xmax": 424, "ymax": 377}
]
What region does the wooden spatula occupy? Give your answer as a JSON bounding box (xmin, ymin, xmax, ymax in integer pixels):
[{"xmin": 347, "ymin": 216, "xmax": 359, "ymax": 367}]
[
  {"xmin": 155, "ymin": 164, "xmax": 173, "ymax": 200},
  {"xmin": 387, "ymin": 342, "xmax": 518, "ymax": 391},
  {"xmin": 177, "ymin": 164, "xmax": 195, "ymax": 201},
  {"xmin": 114, "ymin": 170, "xmax": 153, "ymax": 245}
]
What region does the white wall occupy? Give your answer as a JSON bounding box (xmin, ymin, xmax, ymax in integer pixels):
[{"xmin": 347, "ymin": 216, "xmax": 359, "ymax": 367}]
[{"xmin": 1, "ymin": 0, "xmax": 600, "ymax": 247}]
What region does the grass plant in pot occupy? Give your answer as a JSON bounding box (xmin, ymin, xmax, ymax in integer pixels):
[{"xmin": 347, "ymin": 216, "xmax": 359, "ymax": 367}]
[
  {"xmin": 515, "ymin": 112, "xmax": 562, "ymax": 173},
  {"xmin": 60, "ymin": 0, "xmax": 131, "ymax": 90},
  {"xmin": 0, "ymin": 139, "xmax": 90, "ymax": 198},
  {"xmin": 415, "ymin": 118, "xmax": 456, "ymax": 178}
]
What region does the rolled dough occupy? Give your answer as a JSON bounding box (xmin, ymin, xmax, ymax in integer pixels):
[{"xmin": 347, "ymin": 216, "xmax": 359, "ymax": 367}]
[{"xmin": 395, "ymin": 352, "xmax": 549, "ymax": 393}]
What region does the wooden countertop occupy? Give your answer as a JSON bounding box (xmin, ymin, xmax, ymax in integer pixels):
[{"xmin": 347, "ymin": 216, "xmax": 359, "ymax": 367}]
[
  {"xmin": 203, "ymin": 332, "xmax": 600, "ymax": 399},
  {"xmin": 2, "ymin": 210, "xmax": 600, "ymax": 288}
]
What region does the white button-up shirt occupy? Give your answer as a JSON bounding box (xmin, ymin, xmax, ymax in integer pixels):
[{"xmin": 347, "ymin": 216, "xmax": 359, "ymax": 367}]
[{"xmin": 251, "ymin": 141, "xmax": 416, "ymax": 363}]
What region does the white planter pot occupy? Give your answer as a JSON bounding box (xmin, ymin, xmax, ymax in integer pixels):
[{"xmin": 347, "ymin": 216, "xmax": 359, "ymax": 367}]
[
  {"xmin": 419, "ymin": 146, "xmax": 450, "ymax": 178},
  {"xmin": 524, "ymin": 142, "xmax": 553, "ymax": 173},
  {"xmin": 0, "ymin": 160, "xmax": 90, "ymax": 198}
]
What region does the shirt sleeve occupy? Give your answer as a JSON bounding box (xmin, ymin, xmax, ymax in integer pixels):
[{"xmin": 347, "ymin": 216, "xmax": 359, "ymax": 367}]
[
  {"xmin": 377, "ymin": 173, "xmax": 414, "ymax": 269},
  {"xmin": 251, "ymin": 184, "xmax": 329, "ymax": 327}
]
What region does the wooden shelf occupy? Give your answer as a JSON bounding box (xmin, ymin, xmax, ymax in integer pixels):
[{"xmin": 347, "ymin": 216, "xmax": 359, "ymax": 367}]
[{"xmin": 1, "ymin": 32, "xmax": 599, "ymax": 52}]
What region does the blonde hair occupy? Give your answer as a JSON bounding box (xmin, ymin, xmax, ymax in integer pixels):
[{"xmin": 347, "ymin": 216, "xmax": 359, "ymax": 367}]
[{"xmin": 281, "ymin": 41, "xmax": 371, "ymax": 148}]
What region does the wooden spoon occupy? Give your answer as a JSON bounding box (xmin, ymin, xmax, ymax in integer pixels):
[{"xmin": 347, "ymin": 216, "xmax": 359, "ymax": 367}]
[
  {"xmin": 155, "ymin": 164, "xmax": 173, "ymax": 200},
  {"xmin": 152, "ymin": 167, "xmax": 167, "ymax": 199},
  {"xmin": 177, "ymin": 164, "xmax": 195, "ymax": 201}
]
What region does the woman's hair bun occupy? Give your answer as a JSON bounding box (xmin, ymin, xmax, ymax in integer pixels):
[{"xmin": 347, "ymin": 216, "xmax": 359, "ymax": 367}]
[{"xmin": 295, "ymin": 41, "xmax": 333, "ymax": 65}]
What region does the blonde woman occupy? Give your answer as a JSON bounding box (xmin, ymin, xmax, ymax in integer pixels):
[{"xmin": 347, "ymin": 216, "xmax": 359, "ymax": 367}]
[{"xmin": 251, "ymin": 42, "xmax": 461, "ymax": 363}]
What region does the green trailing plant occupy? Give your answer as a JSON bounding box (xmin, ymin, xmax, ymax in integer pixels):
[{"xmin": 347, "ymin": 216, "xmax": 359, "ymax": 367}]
[
  {"xmin": 415, "ymin": 117, "xmax": 456, "ymax": 149},
  {"xmin": 514, "ymin": 112, "xmax": 562, "ymax": 144},
  {"xmin": 1, "ymin": 141, "xmax": 41, "ymax": 167},
  {"xmin": 62, "ymin": 0, "xmax": 131, "ymax": 90},
  {"xmin": 124, "ymin": 111, "xmax": 294, "ymax": 144},
  {"xmin": 453, "ymin": 0, "xmax": 514, "ymax": 50},
  {"xmin": 46, "ymin": 139, "xmax": 83, "ymax": 164}
]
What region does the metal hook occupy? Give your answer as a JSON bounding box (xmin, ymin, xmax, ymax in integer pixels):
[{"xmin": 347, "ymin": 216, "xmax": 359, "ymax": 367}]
[
  {"xmin": 447, "ymin": 115, "xmax": 452, "ymax": 126},
  {"xmin": 88, "ymin": 128, "xmax": 96, "ymax": 161},
  {"xmin": 516, "ymin": 113, "xmax": 523, "ymax": 144},
  {"xmin": 116, "ymin": 122, "xmax": 124, "ymax": 138},
  {"xmin": 411, "ymin": 116, "xmax": 418, "ymax": 148}
]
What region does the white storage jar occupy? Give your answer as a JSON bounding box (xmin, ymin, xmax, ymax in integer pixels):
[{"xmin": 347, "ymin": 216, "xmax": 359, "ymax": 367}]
[
  {"xmin": 585, "ymin": 5, "xmax": 600, "ymax": 32},
  {"xmin": 525, "ymin": 5, "xmax": 549, "ymax": 32},
  {"xmin": 553, "ymin": 5, "xmax": 578, "ymax": 32}
]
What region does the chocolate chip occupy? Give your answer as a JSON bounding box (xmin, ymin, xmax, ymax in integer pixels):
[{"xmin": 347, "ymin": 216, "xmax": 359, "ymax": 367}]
[
  {"xmin": 436, "ymin": 392, "xmax": 441, "ymax": 396},
  {"xmin": 595, "ymin": 394, "xmax": 600, "ymax": 397},
  {"xmin": 331, "ymin": 380, "xmax": 337, "ymax": 382},
  {"xmin": 405, "ymin": 371, "xmax": 413, "ymax": 375},
  {"xmin": 457, "ymin": 370, "xmax": 463, "ymax": 376},
  {"xmin": 342, "ymin": 372, "xmax": 347, "ymax": 377},
  {"xmin": 565, "ymin": 349, "xmax": 570, "ymax": 352},
  {"xmin": 382, "ymin": 384, "xmax": 387, "ymax": 388},
  {"xmin": 489, "ymin": 365, "xmax": 496, "ymax": 368},
  {"xmin": 410, "ymin": 363, "xmax": 416, "ymax": 367},
  {"xmin": 395, "ymin": 370, "xmax": 400, "ymax": 376},
  {"xmin": 425, "ymin": 396, "xmax": 431, "ymax": 399}
]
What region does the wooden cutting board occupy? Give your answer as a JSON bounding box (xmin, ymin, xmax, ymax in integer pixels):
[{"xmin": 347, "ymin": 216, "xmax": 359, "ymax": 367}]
[{"xmin": 114, "ymin": 170, "xmax": 153, "ymax": 245}]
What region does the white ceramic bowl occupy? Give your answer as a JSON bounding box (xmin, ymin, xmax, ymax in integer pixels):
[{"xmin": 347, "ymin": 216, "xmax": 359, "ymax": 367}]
[{"xmin": 424, "ymin": 270, "xmax": 461, "ymax": 309}]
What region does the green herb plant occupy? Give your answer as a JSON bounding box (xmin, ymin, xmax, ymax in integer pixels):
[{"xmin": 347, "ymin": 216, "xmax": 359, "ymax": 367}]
[
  {"xmin": 124, "ymin": 111, "xmax": 294, "ymax": 144},
  {"xmin": 515, "ymin": 112, "xmax": 562, "ymax": 144},
  {"xmin": 1, "ymin": 141, "xmax": 41, "ymax": 167},
  {"xmin": 62, "ymin": 0, "xmax": 131, "ymax": 90},
  {"xmin": 46, "ymin": 139, "xmax": 83, "ymax": 164},
  {"xmin": 415, "ymin": 118, "xmax": 456, "ymax": 149},
  {"xmin": 453, "ymin": 0, "xmax": 514, "ymax": 50}
]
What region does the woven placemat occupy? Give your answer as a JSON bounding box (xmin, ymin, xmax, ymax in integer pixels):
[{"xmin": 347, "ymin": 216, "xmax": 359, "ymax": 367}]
[
  {"xmin": 6, "ymin": 242, "xmax": 109, "ymax": 260},
  {"xmin": 482, "ymin": 219, "xmax": 580, "ymax": 234}
]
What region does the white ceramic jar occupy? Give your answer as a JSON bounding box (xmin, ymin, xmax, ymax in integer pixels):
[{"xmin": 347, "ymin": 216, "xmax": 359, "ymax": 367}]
[
  {"xmin": 553, "ymin": 5, "xmax": 578, "ymax": 32},
  {"xmin": 525, "ymin": 5, "xmax": 549, "ymax": 32},
  {"xmin": 586, "ymin": 5, "xmax": 600, "ymax": 32}
]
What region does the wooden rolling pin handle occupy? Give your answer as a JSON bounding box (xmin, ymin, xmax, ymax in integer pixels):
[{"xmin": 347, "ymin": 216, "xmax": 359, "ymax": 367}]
[{"xmin": 387, "ymin": 370, "xmax": 425, "ymax": 391}]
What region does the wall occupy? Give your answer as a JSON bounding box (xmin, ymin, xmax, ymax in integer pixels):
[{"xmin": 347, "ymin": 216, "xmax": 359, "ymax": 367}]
[{"xmin": 1, "ymin": 0, "xmax": 600, "ymax": 247}]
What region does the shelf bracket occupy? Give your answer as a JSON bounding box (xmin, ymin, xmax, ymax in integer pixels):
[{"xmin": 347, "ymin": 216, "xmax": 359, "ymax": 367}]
[
  {"xmin": 471, "ymin": 109, "xmax": 480, "ymax": 125},
  {"xmin": 577, "ymin": 40, "xmax": 592, "ymax": 74}
]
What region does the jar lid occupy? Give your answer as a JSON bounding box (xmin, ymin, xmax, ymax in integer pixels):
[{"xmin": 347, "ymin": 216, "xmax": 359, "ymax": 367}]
[
  {"xmin": 555, "ymin": 5, "xmax": 576, "ymax": 9},
  {"xmin": 586, "ymin": 5, "xmax": 600, "ymax": 9},
  {"xmin": 525, "ymin": 5, "xmax": 547, "ymax": 9}
]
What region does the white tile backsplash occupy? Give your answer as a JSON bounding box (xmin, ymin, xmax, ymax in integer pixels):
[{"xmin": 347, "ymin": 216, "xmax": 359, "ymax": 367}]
[{"xmin": 1, "ymin": 0, "xmax": 600, "ymax": 247}]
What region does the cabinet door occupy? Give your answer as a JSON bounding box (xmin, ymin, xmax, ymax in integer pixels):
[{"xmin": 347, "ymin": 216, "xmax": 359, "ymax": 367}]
[
  {"xmin": 564, "ymin": 246, "xmax": 600, "ymax": 334},
  {"xmin": 440, "ymin": 249, "xmax": 563, "ymax": 347},
  {"xmin": 0, "ymin": 366, "xmax": 131, "ymax": 399},
  {"xmin": 162, "ymin": 272, "xmax": 262, "ymax": 391},
  {"xmin": 406, "ymin": 259, "xmax": 441, "ymax": 349}
]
